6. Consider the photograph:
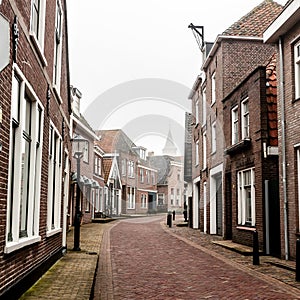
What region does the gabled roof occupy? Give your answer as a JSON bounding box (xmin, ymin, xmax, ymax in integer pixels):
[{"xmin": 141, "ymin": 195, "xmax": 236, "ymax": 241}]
[
  {"xmin": 95, "ymin": 129, "xmax": 136, "ymax": 155},
  {"xmin": 222, "ymin": 0, "xmax": 283, "ymax": 37},
  {"xmin": 264, "ymin": 0, "xmax": 300, "ymax": 42}
]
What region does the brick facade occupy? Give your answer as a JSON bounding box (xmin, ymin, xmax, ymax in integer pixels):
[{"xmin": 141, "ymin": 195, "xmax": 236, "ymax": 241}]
[
  {"xmin": 0, "ymin": 0, "xmax": 71, "ymax": 297},
  {"xmin": 264, "ymin": 0, "xmax": 300, "ymax": 259}
]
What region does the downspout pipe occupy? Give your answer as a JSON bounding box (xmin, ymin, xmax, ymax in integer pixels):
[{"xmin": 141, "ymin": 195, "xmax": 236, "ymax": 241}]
[{"xmin": 279, "ymin": 37, "xmax": 289, "ymax": 260}]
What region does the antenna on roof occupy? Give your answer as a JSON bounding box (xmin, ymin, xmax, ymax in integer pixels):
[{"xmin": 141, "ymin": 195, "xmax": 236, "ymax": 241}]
[{"xmin": 188, "ymin": 23, "xmax": 204, "ymax": 52}]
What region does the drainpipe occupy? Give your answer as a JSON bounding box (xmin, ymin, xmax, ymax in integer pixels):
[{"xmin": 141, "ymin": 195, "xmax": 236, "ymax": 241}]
[{"xmin": 279, "ymin": 37, "xmax": 289, "ymax": 260}]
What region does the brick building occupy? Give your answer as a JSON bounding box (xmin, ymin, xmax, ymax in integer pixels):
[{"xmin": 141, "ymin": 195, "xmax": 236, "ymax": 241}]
[
  {"xmin": 148, "ymin": 154, "xmax": 184, "ymax": 213},
  {"xmin": 95, "ymin": 129, "xmax": 157, "ymax": 215},
  {"xmin": 223, "ymin": 55, "xmax": 280, "ymax": 256},
  {"xmin": 0, "ymin": 0, "xmax": 71, "ymax": 297},
  {"xmin": 70, "ymin": 86, "xmax": 100, "ymax": 224},
  {"xmin": 188, "ymin": 0, "xmax": 282, "ymax": 236},
  {"xmin": 264, "ymin": 0, "xmax": 300, "ymax": 259}
]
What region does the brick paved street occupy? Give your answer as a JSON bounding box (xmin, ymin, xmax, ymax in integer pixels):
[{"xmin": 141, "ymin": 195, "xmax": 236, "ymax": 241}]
[{"xmin": 94, "ymin": 216, "xmax": 300, "ymax": 300}]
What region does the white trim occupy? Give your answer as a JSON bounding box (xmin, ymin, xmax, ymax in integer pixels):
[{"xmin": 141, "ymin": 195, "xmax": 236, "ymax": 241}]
[
  {"xmin": 192, "ymin": 177, "xmax": 200, "ymax": 229},
  {"xmin": 137, "ymin": 188, "xmax": 158, "ymax": 193},
  {"xmin": 71, "ymin": 114, "xmax": 99, "ymax": 140},
  {"xmin": 4, "ymin": 236, "xmax": 41, "ymax": 254},
  {"xmin": 264, "ymin": 0, "xmax": 300, "ymax": 43},
  {"xmin": 209, "ymin": 164, "xmax": 223, "ymax": 234}
]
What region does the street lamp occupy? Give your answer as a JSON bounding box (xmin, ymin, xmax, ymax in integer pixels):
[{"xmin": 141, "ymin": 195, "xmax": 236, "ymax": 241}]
[{"xmin": 72, "ymin": 135, "xmax": 88, "ymax": 251}]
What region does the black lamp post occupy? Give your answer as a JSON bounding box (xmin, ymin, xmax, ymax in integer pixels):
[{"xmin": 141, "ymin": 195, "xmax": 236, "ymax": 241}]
[{"xmin": 72, "ymin": 135, "xmax": 88, "ymax": 251}]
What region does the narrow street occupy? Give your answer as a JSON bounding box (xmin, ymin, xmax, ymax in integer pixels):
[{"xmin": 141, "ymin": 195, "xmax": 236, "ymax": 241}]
[{"xmin": 93, "ymin": 216, "xmax": 299, "ymax": 300}]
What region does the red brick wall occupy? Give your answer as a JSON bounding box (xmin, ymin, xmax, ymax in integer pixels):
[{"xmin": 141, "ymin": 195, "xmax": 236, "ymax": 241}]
[
  {"xmin": 276, "ymin": 22, "xmax": 300, "ymax": 259},
  {"xmin": 0, "ymin": 0, "xmax": 71, "ymax": 296}
]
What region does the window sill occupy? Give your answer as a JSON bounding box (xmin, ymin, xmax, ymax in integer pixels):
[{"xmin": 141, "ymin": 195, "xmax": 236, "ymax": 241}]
[
  {"xmin": 236, "ymin": 226, "xmax": 256, "ymax": 232},
  {"xmin": 30, "ymin": 33, "xmax": 48, "ymax": 67},
  {"xmin": 225, "ymin": 139, "xmax": 251, "ymax": 155},
  {"xmin": 4, "ymin": 236, "xmax": 41, "ymax": 254},
  {"xmin": 46, "ymin": 228, "xmax": 62, "ymax": 238}
]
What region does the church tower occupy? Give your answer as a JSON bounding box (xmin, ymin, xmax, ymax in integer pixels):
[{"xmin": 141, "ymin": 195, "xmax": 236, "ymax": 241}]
[{"xmin": 162, "ymin": 128, "xmax": 177, "ymax": 156}]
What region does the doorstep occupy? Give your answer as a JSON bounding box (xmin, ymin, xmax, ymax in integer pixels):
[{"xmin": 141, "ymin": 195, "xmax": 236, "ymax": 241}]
[{"xmin": 212, "ymin": 240, "xmax": 263, "ymax": 256}]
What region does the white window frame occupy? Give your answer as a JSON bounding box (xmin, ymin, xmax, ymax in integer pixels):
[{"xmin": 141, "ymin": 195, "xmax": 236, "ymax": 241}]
[
  {"xmin": 140, "ymin": 168, "xmax": 144, "ymax": 183},
  {"xmin": 127, "ymin": 187, "xmax": 135, "ymax": 209},
  {"xmin": 211, "ymin": 72, "xmax": 216, "ymax": 105},
  {"xmin": 202, "ymin": 87, "xmax": 207, "ymax": 126},
  {"xmin": 30, "ymin": 0, "xmax": 47, "ymax": 65},
  {"xmin": 202, "ymin": 131, "xmax": 207, "ymax": 170},
  {"xmin": 231, "ymin": 106, "xmax": 239, "ymax": 145},
  {"xmin": 157, "ymin": 193, "xmax": 165, "ymax": 206},
  {"xmin": 176, "ymin": 188, "xmax": 180, "ymax": 206},
  {"xmin": 47, "ymin": 123, "xmax": 63, "ymax": 236},
  {"xmin": 170, "ymin": 188, "xmax": 174, "ymax": 205},
  {"xmin": 53, "ymin": 0, "xmax": 63, "ymax": 99},
  {"xmin": 94, "ymin": 156, "xmax": 101, "ymax": 176},
  {"xmin": 128, "ymin": 160, "xmax": 135, "ymax": 178},
  {"xmin": 237, "ymin": 168, "xmax": 255, "ymax": 226},
  {"xmin": 121, "ymin": 159, "xmax": 126, "ymax": 176},
  {"xmin": 195, "ymin": 140, "xmax": 199, "ymax": 166},
  {"xmin": 141, "ymin": 194, "xmax": 147, "ymax": 208},
  {"xmin": 195, "ymin": 98, "xmax": 199, "ymax": 125},
  {"xmin": 241, "ymin": 98, "xmax": 249, "ymax": 139},
  {"xmin": 5, "ymin": 65, "xmax": 44, "ymax": 253},
  {"xmin": 295, "ymin": 41, "xmax": 300, "ymax": 99},
  {"xmin": 211, "ymin": 121, "xmax": 216, "ymax": 153}
]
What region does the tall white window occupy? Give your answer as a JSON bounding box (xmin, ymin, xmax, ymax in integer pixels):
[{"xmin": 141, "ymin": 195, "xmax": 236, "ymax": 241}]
[
  {"xmin": 203, "ymin": 132, "xmax": 207, "ymax": 169},
  {"xmin": 94, "ymin": 156, "xmax": 102, "ymax": 176},
  {"xmin": 30, "ymin": 0, "xmax": 46, "ymax": 55},
  {"xmin": 170, "ymin": 188, "xmax": 174, "ymax": 205},
  {"xmin": 202, "ymin": 88, "xmax": 207, "ymax": 125},
  {"xmin": 82, "ymin": 140, "xmax": 89, "ymax": 163},
  {"xmin": 47, "ymin": 124, "xmax": 63, "ymax": 234},
  {"xmin": 211, "ymin": 72, "xmax": 216, "ymax": 105},
  {"xmin": 295, "ymin": 42, "xmax": 300, "ymax": 99},
  {"xmin": 53, "ymin": 0, "xmax": 63, "ymax": 95},
  {"xmin": 127, "ymin": 187, "xmax": 135, "ymax": 209},
  {"xmin": 121, "ymin": 159, "xmax": 126, "ymax": 176},
  {"xmin": 140, "ymin": 168, "xmax": 144, "ymax": 183},
  {"xmin": 158, "ymin": 193, "xmax": 164, "ymax": 206},
  {"xmin": 195, "ymin": 140, "xmax": 199, "ymax": 166},
  {"xmin": 141, "ymin": 194, "xmax": 147, "ymax": 208},
  {"xmin": 6, "ymin": 69, "xmax": 44, "ymax": 253},
  {"xmin": 232, "ymin": 106, "xmax": 239, "ymax": 145},
  {"xmin": 241, "ymin": 98, "xmax": 249, "ymax": 139},
  {"xmin": 146, "ymin": 170, "xmax": 150, "ymax": 183},
  {"xmin": 195, "ymin": 98, "xmax": 199, "ymax": 125},
  {"xmin": 176, "ymin": 188, "xmax": 180, "ymax": 206},
  {"xmin": 238, "ymin": 168, "xmax": 255, "ymax": 226},
  {"xmin": 211, "ymin": 122, "xmax": 216, "ymax": 153},
  {"xmin": 128, "ymin": 161, "xmax": 135, "ymax": 177}
]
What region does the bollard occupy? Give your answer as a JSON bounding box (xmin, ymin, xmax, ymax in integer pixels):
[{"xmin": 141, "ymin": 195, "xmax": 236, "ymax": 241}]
[
  {"xmin": 172, "ymin": 210, "xmax": 175, "ymax": 221},
  {"xmin": 296, "ymin": 239, "xmax": 300, "ymax": 281},
  {"xmin": 253, "ymin": 230, "xmax": 259, "ymax": 265},
  {"xmin": 167, "ymin": 212, "xmax": 172, "ymax": 227}
]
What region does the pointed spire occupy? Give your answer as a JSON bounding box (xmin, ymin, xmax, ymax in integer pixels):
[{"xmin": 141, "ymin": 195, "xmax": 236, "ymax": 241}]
[{"xmin": 162, "ymin": 128, "xmax": 177, "ymax": 156}]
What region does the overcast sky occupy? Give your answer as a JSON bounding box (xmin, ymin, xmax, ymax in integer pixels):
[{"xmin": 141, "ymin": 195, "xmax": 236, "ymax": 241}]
[{"xmin": 66, "ymin": 0, "xmax": 286, "ymax": 155}]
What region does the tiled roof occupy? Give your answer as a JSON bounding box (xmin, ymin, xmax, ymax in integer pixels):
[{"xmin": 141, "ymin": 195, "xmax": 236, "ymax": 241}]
[
  {"xmin": 95, "ymin": 129, "xmax": 136, "ymax": 154},
  {"xmin": 103, "ymin": 158, "xmax": 113, "ymax": 182},
  {"xmin": 266, "ymin": 53, "xmax": 278, "ymax": 146},
  {"xmin": 222, "ymin": 0, "xmax": 283, "ymax": 37}
]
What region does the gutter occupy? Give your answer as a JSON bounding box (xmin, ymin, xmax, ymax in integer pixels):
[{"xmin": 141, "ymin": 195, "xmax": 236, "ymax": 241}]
[{"xmin": 279, "ymin": 37, "xmax": 289, "ymax": 260}]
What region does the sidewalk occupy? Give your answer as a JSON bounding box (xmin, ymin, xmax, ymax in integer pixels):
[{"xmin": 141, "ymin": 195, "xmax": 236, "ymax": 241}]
[
  {"xmin": 20, "ymin": 215, "xmax": 300, "ymax": 299},
  {"xmin": 167, "ymin": 215, "xmax": 300, "ymax": 293},
  {"xmin": 19, "ymin": 222, "xmax": 115, "ymax": 300}
]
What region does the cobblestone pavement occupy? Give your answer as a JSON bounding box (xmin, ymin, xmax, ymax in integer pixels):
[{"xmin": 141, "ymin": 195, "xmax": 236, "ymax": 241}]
[
  {"xmin": 94, "ymin": 215, "xmax": 300, "ymax": 300},
  {"xmin": 20, "ymin": 222, "xmax": 114, "ymax": 300}
]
